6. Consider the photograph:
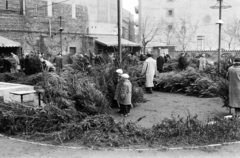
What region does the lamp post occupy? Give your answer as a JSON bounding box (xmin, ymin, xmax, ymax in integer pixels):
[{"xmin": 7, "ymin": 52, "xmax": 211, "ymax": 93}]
[
  {"xmin": 117, "ymin": 0, "xmax": 122, "ymax": 67},
  {"xmin": 59, "ymin": 16, "xmax": 64, "ymax": 56},
  {"xmin": 211, "ymin": 0, "xmax": 231, "ymax": 73}
]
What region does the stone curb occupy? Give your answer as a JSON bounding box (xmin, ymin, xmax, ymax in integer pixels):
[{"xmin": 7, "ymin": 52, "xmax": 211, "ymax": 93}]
[{"xmin": 1, "ymin": 134, "xmax": 240, "ymax": 151}]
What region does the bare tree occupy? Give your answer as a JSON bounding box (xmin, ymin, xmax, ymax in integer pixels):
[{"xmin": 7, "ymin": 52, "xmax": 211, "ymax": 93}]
[
  {"xmin": 158, "ymin": 19, "xmax": 177, "ymax": 46},
  {"xmin": 222, "ymin": 18, "xmax": 240, "ymax": 50},
  {"xmin": 175, "ymin": 18, "xmax": 198, "ymax": 51},
  {"xmin": 141, "ymin": 15, "xmax": 160, "ymax": 53}
]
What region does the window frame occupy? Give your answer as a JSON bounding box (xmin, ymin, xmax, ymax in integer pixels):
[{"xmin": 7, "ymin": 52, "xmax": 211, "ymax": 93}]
[
  {"xmin": 168, "ymin": 24, "xmax": 173, "ymax": 31},
  {"xmin": 167, "ymin": 9, "xmax": 174, "ymax": 17}
]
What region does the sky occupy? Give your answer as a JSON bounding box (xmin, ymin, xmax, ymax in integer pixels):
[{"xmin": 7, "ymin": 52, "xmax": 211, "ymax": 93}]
[{"xmin": 123, "ymin": 0, "xmax": 138, "ymax": 16}]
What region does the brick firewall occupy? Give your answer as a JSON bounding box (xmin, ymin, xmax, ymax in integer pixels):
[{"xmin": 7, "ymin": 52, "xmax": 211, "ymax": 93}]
[{"xmin": 0, "ymin": 0, "xmax": 88, "ymax": 57}]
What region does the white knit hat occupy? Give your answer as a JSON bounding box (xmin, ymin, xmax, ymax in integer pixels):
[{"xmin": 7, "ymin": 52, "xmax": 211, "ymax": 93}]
[
  {"xmin": 116, "ymin": 69, "xmax": 123, "ymax": 74},
  {"xmin": 121, "ymin": 73, "xmax": 129, "ymax": 79}
]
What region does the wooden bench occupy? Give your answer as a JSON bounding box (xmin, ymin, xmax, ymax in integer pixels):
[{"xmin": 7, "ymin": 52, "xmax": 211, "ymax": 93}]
[{"xmin": 9, "ymin": 90, "xmax": 43, "ymax": 106}]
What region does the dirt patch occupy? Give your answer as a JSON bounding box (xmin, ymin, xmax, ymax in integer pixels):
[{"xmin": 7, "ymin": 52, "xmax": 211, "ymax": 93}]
[{"xmin": 110, "ymin": 92, "xmax": 228, "ymax": 128}]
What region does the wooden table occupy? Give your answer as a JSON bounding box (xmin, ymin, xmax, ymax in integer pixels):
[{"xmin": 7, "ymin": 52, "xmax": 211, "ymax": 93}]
[{"xmin": 10, "ymin": 90, "xmax": 42, "ymax": 106}]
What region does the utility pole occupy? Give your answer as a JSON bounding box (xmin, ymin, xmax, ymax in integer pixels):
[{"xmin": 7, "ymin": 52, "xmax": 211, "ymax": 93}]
[
  {"xmin": 59, "ymin": 16, "xmax": 64, "ymax": 56},
  {"xmin": 117, "ymin": 0, "xmax": 122, "ymax": 67}
]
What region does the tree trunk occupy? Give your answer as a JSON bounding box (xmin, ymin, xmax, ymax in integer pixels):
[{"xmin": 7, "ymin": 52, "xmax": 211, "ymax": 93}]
[{"xmin": 143, "ymin": 45, "xmax": 146, "ymax": 54}]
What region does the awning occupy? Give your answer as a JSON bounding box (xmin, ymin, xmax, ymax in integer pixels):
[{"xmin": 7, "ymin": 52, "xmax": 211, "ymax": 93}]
[
  {"xmin": 95, "ymin": 36, "xmax": 140, "ymax": 47},
  {"xmin": 0, "ymin": 36, "xmax": 21, "ymax": 47}
]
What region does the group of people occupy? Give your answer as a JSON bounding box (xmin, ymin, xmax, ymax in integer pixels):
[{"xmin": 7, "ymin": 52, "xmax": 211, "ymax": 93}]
[
  {"xmin": 0, "ymin": 52, "xmax": 20, "ymax": 73},
  {"xmin": 113, "ymin": 69, "xmax": 133, "ymax": 117}
]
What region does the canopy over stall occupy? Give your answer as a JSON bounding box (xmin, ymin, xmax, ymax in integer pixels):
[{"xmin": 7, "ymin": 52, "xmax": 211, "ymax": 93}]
[
  {"xmin": 0, "ymin": 36, "xmax": 21, "ymax": 57},
  {"xmin": 93, "ymin": 36, "xmax": 141, "ymax": 55},
  {"xmin": 95, "ymin": 36, "xmax": 140, "ymax": 47},
  {"xmin": 0, "ymin": 36, "xmax": 21, "ymax": 47}
]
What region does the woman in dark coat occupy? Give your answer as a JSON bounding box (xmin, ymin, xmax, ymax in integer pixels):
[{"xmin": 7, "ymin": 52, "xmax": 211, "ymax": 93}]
[
  {"xmin": 3, "ymin": 59, "xmax": 11, "ymax": 73},
  {"xmin": 157, "ymin": 55, "xmax": 165, "ymax": 73},
  {"xmin": 24, "ymin": 55, "xmax": 32, "ymax": 75}
]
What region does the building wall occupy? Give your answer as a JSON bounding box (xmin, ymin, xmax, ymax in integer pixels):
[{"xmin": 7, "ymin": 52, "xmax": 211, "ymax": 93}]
[
  {"xmin": 139, "ymin": 0, "xmax": 240, "ymax": 50},
  {"xmin": 0, "ymin": 0, "xmax": 88, "ymax": 57},
  {"xmin": 122, "ymin": 8, "xmax": 135, "ymax": 42},
  {"xmin": 64, "ymin": 0, "xmax": 118, "ymax": 36}
]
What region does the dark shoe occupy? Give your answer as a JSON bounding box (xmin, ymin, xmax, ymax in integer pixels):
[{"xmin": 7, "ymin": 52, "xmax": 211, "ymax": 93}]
[{"xmin": 149, "ymin": 88, "xmax": 153, "ymax": 94}]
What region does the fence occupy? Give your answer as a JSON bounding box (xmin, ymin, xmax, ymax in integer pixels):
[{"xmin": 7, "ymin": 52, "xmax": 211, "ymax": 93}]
[{"xmin": 169, "ymin": 50, "xmax": 240, "ymax": 61}]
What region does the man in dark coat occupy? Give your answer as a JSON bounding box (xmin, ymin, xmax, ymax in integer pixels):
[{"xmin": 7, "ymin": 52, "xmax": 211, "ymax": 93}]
[
  {"xmin": 24, "ymin": 55, "xmax": 32, "ymax": 75},
  {"xmin": 54, "ymin": 54, "xmax": 63, "ymax": 74},
  {"xmin": 95, "ymin": 54, "xmax": 103, "ymax": 65},
  {"xmin": 3, "ymin": 58, "xmax": 11, "ymax": 73},
  {"xmin": 178, "ymin": 52, "xmax": 189, "ymax": 71},
  {"xmin": 164, "ymin": 54, "xmax": 171, "ymax": 63},
  {"xmin": 157, "ymin": 54, "xmax": 165, "ymax": 73}
]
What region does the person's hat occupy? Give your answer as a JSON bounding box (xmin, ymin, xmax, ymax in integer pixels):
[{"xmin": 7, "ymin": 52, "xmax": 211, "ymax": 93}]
[
  {"xmin": 116, "ymin": 69, "xmax": 123, "ymax": 74},
  {"xmin": 121, "ymin": 73, "xmax": 129, "ymax": 79},
  {"xmin": 202, "ymin": 54, "xmax": 206, "ymax": 57}
]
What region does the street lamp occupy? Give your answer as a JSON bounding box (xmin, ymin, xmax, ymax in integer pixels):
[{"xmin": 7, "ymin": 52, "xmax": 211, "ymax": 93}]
[
  {"xmin": 210, "ymin": 0, "xmax": 231, "ymax": 73},
  {"xmin": 59, "ymin": 16, "xmax": 64, "ymax": 56},
  {"xmin": 117, "ymin": 0, "xmax": 122, "ymax": 67}
]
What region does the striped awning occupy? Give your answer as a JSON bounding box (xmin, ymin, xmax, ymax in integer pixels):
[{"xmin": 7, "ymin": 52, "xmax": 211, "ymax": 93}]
[
  {"xmin": 95, "ymin": 36, "xmax": 140, "ymax": 47},
  {"xmin": 0, "ymin": 36, "xmax": 21, "ymax": 47}
]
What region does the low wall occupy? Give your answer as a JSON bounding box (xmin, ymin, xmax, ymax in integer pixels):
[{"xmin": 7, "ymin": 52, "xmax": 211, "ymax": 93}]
[
  {"xmin": 169, "ymin": 50, "xmax": 240, "ymax": 61},
  {"xmin": 0, "ymin": 82, "xmax": 41, "ymax": 106}
]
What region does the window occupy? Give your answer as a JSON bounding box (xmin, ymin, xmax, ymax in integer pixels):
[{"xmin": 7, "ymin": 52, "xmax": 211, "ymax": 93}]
[
  {"xmin": 72, "ymin": 3, "xmax": 76, "ymax": 19},
  {"xmin": 168, "ymin": 24, "xmax": 173, "ymax": 31},
  {"xmin": 167, "ymin": 9, "xmax": 174, "ymax": 17},
  {"xmin": 181, "ymin": 26, "xmax": 186, "ymax": 34},
  {"xmin": 20, "ymin": 0, "xmax": 26, "ymax": 15},
  {"xmin": 47, "ymin": 0, "xmax": 52, "ymax": 17},
  {"xmin": 70, "ymin": 47, "xmax": 76, "ymax": 56}
]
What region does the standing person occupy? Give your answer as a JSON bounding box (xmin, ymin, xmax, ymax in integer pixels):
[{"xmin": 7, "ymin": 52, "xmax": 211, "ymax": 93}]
[
  {"xmin": 228, "ymin": 58, "xmax": 240, "ymax": 116},
  {"xmin": 89, "ymin": 50, "xmax": 96, "ymax": 65},
  {"xmin": 11, "ymin": 52, "xmax": 20, "ymax": 73},
  {"xmin": 42, "ymin": 60, "xmax": 55, "ymax": 72},
  {"xmin": 157, "ymin": 54, "xmax": 165, "ymax": 73},
  {"xmin": 113, "ymin": 69, "xmax": 123, "ymax": 110},
  {"xmin": 164, "ymin": 54, "xmax": 171, "ymax": 63},
  {"xmin": 54, "ymin": 54, "xmax": 63, "ymax": 74},
  {"xmin": 198, "ymin": 54, "xmax": 206, "ymax": 71},
  {"xmin": 178, "ymin": 52, "xmax": 189, "ymax": 71},
  {"xmin": 24, "ymin": 55, "xmax": 32, "ymax": 75},
  {"xmin": 141, "ymin": 53, "xmax": 157, "ymax": 94},
  {"xmin": 95, "ymin": 54, "xmax": 103, "ymax": 65},
  {"xmin": 119, "ymin": 73, "xmax": 132, "ymax": 117}
]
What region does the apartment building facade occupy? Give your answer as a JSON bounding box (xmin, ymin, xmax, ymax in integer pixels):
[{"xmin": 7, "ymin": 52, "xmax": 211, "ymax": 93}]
[{"xmin": 139, "ymin": 0, "xmax": 240, "ymax": 50}]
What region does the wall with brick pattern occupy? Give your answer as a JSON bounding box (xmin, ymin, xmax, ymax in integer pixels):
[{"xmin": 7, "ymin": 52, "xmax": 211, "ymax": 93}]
[{"xmin": 0, "ymin": 0, "xmax": 88, "ymax": 58}]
